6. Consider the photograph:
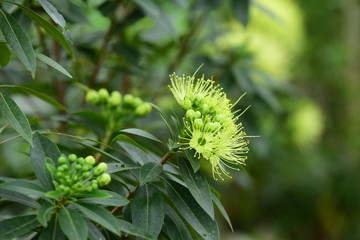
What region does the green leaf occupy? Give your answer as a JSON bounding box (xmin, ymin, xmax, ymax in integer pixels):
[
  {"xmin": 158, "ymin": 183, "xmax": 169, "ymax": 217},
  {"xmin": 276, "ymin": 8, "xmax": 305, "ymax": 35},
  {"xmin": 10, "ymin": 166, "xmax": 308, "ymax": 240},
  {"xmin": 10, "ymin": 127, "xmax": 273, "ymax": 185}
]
[
  {"xmin": 39, "ymin": 217, "xmax": 66, "ymax": 240},
  {"xmin": 0, "ymin": 41, "xmax": 11, "ymax": 66},
  {"xmin": 80, "ymin": 190, "xmax": 130, "ymax": 207},
  {"xmin": 139, "ymin": 162, "xmax": 163, "ymax": 186},
  {"xmin": 30, "ymin": 132, "xmax": 61, "ymax": 190},
  {"xmin": 73, "ymin": 190, "xmax": 112, "ymax": 199},
  {"xmin": 5, "ymin": 2, "xmax": 74, "ymax": 57},
  {"xmin": 73, "ymin": 202, "xmax": 119, "ymax": 235},
  {"xmin": 211, "ymin": 192, "xmax": 233, "ymax": 232},
  {"xmin": 150, "ymin": 104, "xmax": 174, "ymax": 139},
  {"xmin": 0, "ymin": 187, "xmax": 40, "ymax": 208},
  {"xmin": 45, "ymin": 190, "xmax": 63, "ymax": 200},
  {"xmin": 36, "ymin": 53, "xmax": 72, "ymax": 78},
  {"xmin": 116, "ymin": 137, "xmax": 155, "ymax": 165},
  {"xmin": 120, "ymin": 128, "xmax": 164, "ymax": 145},
  {"xmin": 86, "ymin": 220, "xmax": 107, "ymax": 240},
  {"xmin": 131, "ymin": 185, "xmax": 164, "ymax": 238},
  {"xmin": 0, "ymin": 92, "xmax": 32, "ymax": 144},
  {"xmin": 118, "ymin": 219, "xmax": 156, "ymax": 240},
  {"xmin": 0, "ymin": 215, "xmax": 39, "ymax": 239},
  {"xmin": 0, "ymin": 10, "xmax": 36, "ymax": 77},
  {"xmin": 0, "ymin": 179, "xmax": 46, "ymax": 198},
  {"xmin": 37, "ymin": 0, "xmax": 66, "ymax": 29},
  {"xmin": 163, "ymin": 205, "xmax": 192, "ymax": 240},
  {"xmin": 37, "ymin": 202, "xmax": 54, "ymax": 227},
  {"xmin": 233, "ymin": 0, "xmax": 250, "ymax": 26},
  {"xmin": 184, "ymin": 149, "xmax": 200, "ymax": 173},
  {"xmin": 106, "ymin": 163, "xmax": 140, "ymax": 173},
  {"xmin": 178, "ymin": 159, "xmax": 214, "ymax": 219},
  {"xmin": 59, "ymin": 207, "xmax": 88, "ymax": 240},
  {"xmin": 164, "ymin": 179, "xmax": 220, "ymax": 240},
  {"xmin": 0, "ymin": 85, "xmax": 67, "ymax": 111}
]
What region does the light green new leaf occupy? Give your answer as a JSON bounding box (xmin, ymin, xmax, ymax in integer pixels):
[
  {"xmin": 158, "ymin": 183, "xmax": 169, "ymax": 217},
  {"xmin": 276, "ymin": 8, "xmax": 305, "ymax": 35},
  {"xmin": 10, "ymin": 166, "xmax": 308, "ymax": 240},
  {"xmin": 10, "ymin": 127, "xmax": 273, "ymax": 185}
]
[
  {"xmin": 59, "ymin": 208, "xmax": 88, "ymax": 240},
  {"xmin": 73, "ymin": 202, "xmax": 119, "ymax": 235},
  {"xmin": 179, "ymin": 159, "xmax": 214, "ymax": 219},
  {"xmin": 131, "ymin": 185, "xmax": 164, "ymax": 238},
  {"xmin": 0, "ymin": 215, "xmax": 39, "ymax": 239},
  {"xmin": 0, "ymin": 10, "xmax": 36, "ymax": 77},
  {"xmin": 139, "ymin": 162, "xmax": 163, "ymax": 186},
  {"xmin": 37, "ymin": 0, "xmax": 66, "ymax": 29},
  {"xmin": 0, "ymin": 187, "xmax": 40, "ymax": 208},
  {"xmin": 118, "ymin": 219, "xmax": 156, "ymax": 240},
  {"xmin": 36, "ymin": 53, "xmax": 72, "ymax": 78},
  {"xmin": 0, "ymin": 41, "xmax": 11, "ymax": 66},
  {"xmin": 0, "ymin": 92, "xmax": 32, "ymax": 144},
  {"xmin": 37, "ymin": 202, "xmax": 54, "ymax": 227}
]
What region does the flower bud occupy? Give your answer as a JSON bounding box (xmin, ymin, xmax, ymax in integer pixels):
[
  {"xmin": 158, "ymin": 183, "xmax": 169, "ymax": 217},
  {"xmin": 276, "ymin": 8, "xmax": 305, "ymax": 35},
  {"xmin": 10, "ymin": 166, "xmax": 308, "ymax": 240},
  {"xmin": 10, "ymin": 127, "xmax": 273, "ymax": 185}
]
[
  {"xmin": 68, "ymin": 154, "xmax": 77, "ymax": 162},
  {"xmin": 194, "ymin": 111, "xmax": 202, "ymax": 118},
  {"xmin": 108, "ymin": 91, "xmax": 122, "ymax": 107},
  {"xmin": 58, "ymin": 155, "xmax": 67, "ymax": 165},
  {"xmin": 214, "ymin": 113, "xmax": 226, "ymax": 124},
  {"xmin": 82, "ymin": 164, "xmax": 91, "ymax": 172},
  {"xmin": 86, "ymin": 90, "xmax": 99, "ymax": 104},
  {"xmin": 98, "ymin": 88, "xmax": 109, "ymax": 103},
  {"xmin": 194, "ymin": 119, "xmax": 204, "ymax": 129},
  {"xmin": 134, "ymin": 105, "xmax": 148, "ymax": 116},
  {"xmin": 186, "ymin": 109, "xmax": 195, "ymax": 120},
  {"xmin": 61, "ymin": 164, "xmax": 68, "ymax": 170},
  {"xmin": 82, "ymin": 172, "xmax": 90, "ymax": 178},
  {"xmin": 183, "ymin": 98, "xmax": 192, "ymax": 110},
  {"xmin": 123, "ymin": 94, "xmax": 134, "ymax": 106},
  {"xmin": 56, "ymin": 172, "xmax": 63, "ymax": 178},
  {"xmin": 205, "ymin": 122, "xmax": 221, "ymax": 132},
  {"xmin": 200, "ymin": 104, "xmax": 210, "ymax": 115},
  {"xmin": 97, "ymin": 173, "xmax": 111, "ymax": 186},
  {"xmin": 193, "ymin": 95, "xmax": 203, "ymax": 108},
  {"xmin": 93, "ymin": 162, "xmax": 108, "ymax": 175},
  {"xmin": 85, "ymin": 156, "xmax": 96, "ymax": 166},
  {"xmin": 133, "ymin": 97, "xmax": 143, "ymax": 108},
  {"xmin": 77, "ymin": 157, "xmax": 85, "ymax": 165},
  {"xmin": 75, "ymin": 164, "xmax": 82, "ymax": 170}
]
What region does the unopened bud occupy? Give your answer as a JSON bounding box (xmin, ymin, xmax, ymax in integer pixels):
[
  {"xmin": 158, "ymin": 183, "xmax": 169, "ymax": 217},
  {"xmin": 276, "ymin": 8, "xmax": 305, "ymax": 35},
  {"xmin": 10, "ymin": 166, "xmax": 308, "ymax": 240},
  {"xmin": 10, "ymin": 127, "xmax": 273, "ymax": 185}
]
[
  {"xmin": 98, "ymin": 88, "xmax": 109, "ymax": 103},
  {"xmin": 94, "ymin": 162, "xmax": 108, "ymax": 175},
  {"xmin": 85, "ymin": 156, "xmax": 96, "ymax": 166},
  {"xmin": 108, "ymin": 91, "xmax": 122, "ymax": 107},
  {"xmin": 97, "ymin": 173, "xmax": 111, "ymax": 186},
  {"xmin": 86, "ymin": 90, "xmax": 99, "ymax": 104}
]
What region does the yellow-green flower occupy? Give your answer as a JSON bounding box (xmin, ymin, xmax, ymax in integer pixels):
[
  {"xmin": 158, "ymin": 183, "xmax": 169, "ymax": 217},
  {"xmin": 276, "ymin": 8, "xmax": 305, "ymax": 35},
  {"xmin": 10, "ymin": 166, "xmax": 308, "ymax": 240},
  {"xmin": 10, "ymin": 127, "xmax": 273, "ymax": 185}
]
[{"xmin": 169, "ymin": 72, "xmax": 249, "ymax": 180}]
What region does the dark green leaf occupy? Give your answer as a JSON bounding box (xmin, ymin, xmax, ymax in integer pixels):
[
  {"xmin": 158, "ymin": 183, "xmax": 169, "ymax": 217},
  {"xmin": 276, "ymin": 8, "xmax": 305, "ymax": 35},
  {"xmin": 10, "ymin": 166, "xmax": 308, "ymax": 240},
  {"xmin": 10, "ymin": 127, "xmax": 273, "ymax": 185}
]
[
  {"xmin": 0, "ymin": 92, "xmax": 32, "ymax": 144},
  {"xmin": 0, "ymin": 41, "xmax": 11, "ymax": 66},
  {"xmin": 0, "ymin": 179, "xmax": 46, "ymax": 198},
  {"xmin": 131, "ymin": 185, "xmax": 164, "ymax": 238},
  {"xmin": 163, "ymin": 205, "xmax": 192, "ymax": 240},
  {"xmin": 211, "ymin": 192, "xmax": 233, "ymax": 232},
  {"xmin": 37, "ymin": 0, "xmax": 66, "ymax": 29},
  {"xmin": 106, "ymin": 163, "xmax": 140, "ymax": 173},
  {"xmin": 0, "ymin": 187, "xmax": 40, "ymax": 208},
  {"xmin": 116, "ymin": 138, "xmax": 154, "ymax": 165},
  {"xmin": 233, "ymin": 0, "xmax": 250, "ymax": 26},
  {"xmin": 7, "ymin": 3, "xmax": 74, "ymax": 57},
  {"xmin": 86, "ymin": 220, "xmax": 106, "ymax": 240},
  {"xmin": 179, "ymin": 159, "xmax": 214, "ymax": 219},
  {"xmin": 150, "ymin": 104, "xmax": 174, "ymax": 139},
  {"xmin": 59, "ymin": 207, "xmax": 88, "ymax": 240},
  {"xmin": 0, "ymin": 85, "xmax": 67, "ymax": 111},
  {"xmin": 80, "ymin": 190, "xmax": 130, "ymax": 207},
  {"xmin": 0, "ymin": 215, "xmax": 39, "ymax": 239},
  {"xmin": 73, "ymin": 190, "xmax": 112, "ymax": 199},
  {"xmin": 0, "ymin": 10, "xmax": 36, "ymax": 77},
  {"xmin": 118, "ymin": 219, "xmax": 156, "ymax": 240},
  {"xmin": 184, "ymin": 150, "xmax": 200, "ymax": 173},
  {"xmin": 37, "ymin": 202, "xmax": 54, "ymax": 227},
  {"xmin": 30, "ymin": 132, "xmax": 61, "ymax": 190},
  {"xmin": 39, "ymin": 217, "xmax": 66, "ymax": 240},
  {"xmin": 120, "ymin": 128, "xmax": 164, "ymax": 145},
  {"xmin": 164, "ymin": 179, "xmax": 220, "ymax": 240},
  {"xmin": 36, "ymin": 53, "xmax": 72, "ymax": 78},
  {"xmin": 73, "ymin": 202, "xmax": 119, "ymax": 235},
  {"xmin": 139, "ymin": 162, "xmax": 163, "ymax": 186}
]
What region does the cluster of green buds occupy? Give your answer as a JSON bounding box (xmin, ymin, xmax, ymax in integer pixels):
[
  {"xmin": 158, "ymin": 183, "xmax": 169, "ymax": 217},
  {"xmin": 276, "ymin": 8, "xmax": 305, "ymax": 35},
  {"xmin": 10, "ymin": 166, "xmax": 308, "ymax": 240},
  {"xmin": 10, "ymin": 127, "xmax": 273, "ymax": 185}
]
[
  {"xmin": 54, "ymin": 154, "xmax": 111, "ymax": 197},
  {"xmin": 169, "ymin": 73, "xmax": 249, "ymax": 180},
  {"xmin": 85, "ymin": 88, "xmax": 152, "ymax": 117}
]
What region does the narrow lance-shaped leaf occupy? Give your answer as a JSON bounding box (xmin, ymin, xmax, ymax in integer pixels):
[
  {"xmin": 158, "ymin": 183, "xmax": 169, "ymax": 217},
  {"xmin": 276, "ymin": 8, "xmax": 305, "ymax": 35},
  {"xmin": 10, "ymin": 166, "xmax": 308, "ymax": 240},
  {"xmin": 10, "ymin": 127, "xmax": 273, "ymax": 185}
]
[
  {"xmin": 120, "ymin": 128, "xmax": 164, "ymax": 145},
  {"xmin": 163, "ymin": 205, "xmax": 192, "ymax": 240},
  {"xmin": 0, "ymin": 215, "xmax": 39, "ymax": 239},
  {"xmin": 179, "ymin": 158, "xmax": 214, "ymax": 219},
  {"xmin": 38, "ymin": 217, "xmax": 66, "ymax": 240},
  {"xmin": 0, "ymin": 179, "xmax": 46, "ymax": 198},
  {"xmin": 0, "ymin": 10, "xmax": 36, "ymax": 77},
  {"xmin": 118, "ymin": 219, "xmax": 156, "ymax": 240},
  {"xmin": 59, "ymin": 207, "xmax": 88, "ymax": 240},
  {"xmin": 0, "ymin": 187, "xmax": 40, "ymax": 208},
  {"xmin": 0, "ymin": 92, "xmax": 33, "ymax": 144},
  {"xmin": 36, "ymin": 53, "xmax": 72, "ymax": 78},
  {"xmin": 139, "ymin": 162, "xmax": 163, "ymax": 186},
  {"xmin": 211, "ymin": 191, "xmax": 233, "ymax": 232},
  {"xmin": 131, "ymin": 184, "xmax": 164, "ymax": 238},
  {"xmin": 37, "ymin": 0, "xmax": 66, "ymax": 29},
  {"xmin": 0, "ymin": 41, "xmax": 11, "ymax": 66},
  {"xmin": 37, "ymin": 202, "xmax": 54, "ymax": 227}
]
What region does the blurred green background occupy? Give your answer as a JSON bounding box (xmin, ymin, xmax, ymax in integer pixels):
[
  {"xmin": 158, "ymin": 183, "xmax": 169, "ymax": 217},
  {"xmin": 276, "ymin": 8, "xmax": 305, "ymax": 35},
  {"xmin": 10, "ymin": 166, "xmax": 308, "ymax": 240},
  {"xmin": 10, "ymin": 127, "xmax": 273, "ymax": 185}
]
[{"xmin": 1, "ymin": 0, "xmax": 360, "ymax": 239}]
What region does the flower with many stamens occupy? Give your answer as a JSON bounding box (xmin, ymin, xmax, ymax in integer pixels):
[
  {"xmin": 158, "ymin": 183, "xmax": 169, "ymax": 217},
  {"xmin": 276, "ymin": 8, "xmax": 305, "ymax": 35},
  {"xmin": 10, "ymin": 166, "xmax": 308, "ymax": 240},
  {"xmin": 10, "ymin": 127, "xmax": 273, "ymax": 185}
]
[{"xmin": 169, "ymin": 72, "xmax": 249, "ymax": 180}]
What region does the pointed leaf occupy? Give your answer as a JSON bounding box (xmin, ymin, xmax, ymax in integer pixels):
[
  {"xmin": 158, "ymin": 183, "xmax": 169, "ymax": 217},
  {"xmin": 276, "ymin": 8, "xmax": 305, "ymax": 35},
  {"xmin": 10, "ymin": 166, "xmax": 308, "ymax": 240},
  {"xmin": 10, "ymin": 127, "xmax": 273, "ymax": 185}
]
[
  {"xmin": 59, "ymin": 207, "xmax": 88, "ymax": 240},
  {"xmin": 37, "ymin": 0, "xmax": 66, "ymax": 29},
  {"xmin": 164, "ymin": 179, "xmax": 220, "ymax": 240},
  {"xmin": 86, "ymin": 220, "xmax": 106, "ymax": 240},
  {"xmin": 179, "ymin": 159, "xmax": 214, "ymax": 219},
  {"xmin": 106, "ymin": 163, "xmax": 139, "ymax": 173},
  {"xmin": 37, "ymin": 202, "xmax": 54, "ymax": 227},
  {"xmin": 163, "ymin": 205, "xmax": 192, "ymax": 240},
  {"xmin": 0, "ymin": 179, "xmax": 46, "ymax": 198},
  {"xmin": 150, "ymin": 104, "xmax": 174, "ymax": 139},
  {"xmin": 36, "ymin": 53, "xmax": 72, "ymax": 78},
  {"xmin": 120, "ymin": 128, "xmax": 164, "ymax": 145},
  {"xmin": 0, "ymin": 187, "xmax": 40, "ymax": 208},
  {"xmin": 118, "ymin": 219, "xmax": 156, "ymax": 240},
  {"xmin": 73, "ymin": 202, "xmax": 119, "ymax": 235},
  {"xmin": 30, "ymin": 132, "xmax": 61, "ymax": 190},
  {"xmin": 0, "ymin": 215, "xmax": 39, "ymax": 239},
  {"xmin": 139, "ymin": 162, "xmax": 163, "ymax": 186},
  {"xmin": 80, "ymin": 190, "xmax": 130, "ymax": 207},
  {"xmin": 0, "ymin": 92, "xmax": 32, "ymax": 144},
  {"xmin": 45, "ymin": 190, "xmax": 63, "ymax": 200},
  {"xmin": 0, "ymin": 41, "xmax": 11, "ymax": 66},
  {"xmin": 73, "ymin": 190, "xmax": 112, "ymax": 199},
  {"xmin": 184, "ymin": 149, "xmax": 200, "ymax": 173},
  {"xmin": 39, "ymin": 217, "xmax": 66, "ymax": 240},
  {"xmin": 131, "ymin": 185, "xmax": 164, "ymax": 238},
  {"xmin": 211, "ymin": 192, "xmax": 233, "ymax": 231},
  {"xmin": 233, "ymin": 0, "xmax": 250, "ymax": 26}
]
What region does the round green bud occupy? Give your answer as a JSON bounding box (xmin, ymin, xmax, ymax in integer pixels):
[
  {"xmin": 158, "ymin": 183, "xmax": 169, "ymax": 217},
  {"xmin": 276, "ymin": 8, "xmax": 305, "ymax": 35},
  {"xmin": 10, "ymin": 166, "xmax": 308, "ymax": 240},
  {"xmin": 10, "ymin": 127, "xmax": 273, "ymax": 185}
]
[
  {"xmin": 144, "ymin": 103, "xmax": 152, "ymax": 113},
  {"xmin": 200, "ymin": 104, "xmax": 210, "ymax": 115},
  {"xmin": 57, "ymin": 166, "xmax": 64, "ymax": 172},
  {"xmin": 194, "ymin": 111, "xmax": 202, "ymax": 118},
  {"xmin": 86, "ymin": 186, "xmax": 93, "ymax": 192},
  {"xmin": 98, "ymin": 88, "xmax": 109, "ymax": 103},
  {"xmin": 63, "ymin": 186, "xmax": 70, "ymax": 193},
  {"xmin": 186, "ymin": 109, "xmax": 195, "ymax": 120},
  {"xmin": 193, "ymin": 95, "xmax": 203, "ymax": 108},
  {"xmin": 65, "ymin": 178, "xmax": 72, "ymax": 185},
  {"xmin": 123, "ymin": 94, "xmax": 134, "ymax": 106},
  {"xmin": 58, "ymin": 185, "xmax": 65, "ymax": 191},
  {"xmin": 58, "ymin": 155, "xmax": 67, "ymax": 165},
  {"xmin": 214, "ymin": 113, "xmax": 226, "ymax": 123},
  {"xmin": 61, "ymin": 164, "xmax": 68, "ymax": 170},
  {"xmin": 194, "ymin": 119, "xmax": 204, "ymax": 129},
  {"xmin": 205, "ymin": 122, "xmax": 221, "ymax": 132},
  {"xmin": 86, "ymin": 90, "xmax": 99, "ymax": 104},
  {"xmin": 73, "ymin": 182, "xmax": 82, "ymax": 190},
  {"xmin": 68, "ymin": 154, "xmax": 77, "ymax": 162},
  {"xmin": 97, "ymin": 173, "xmax": 111, "ymax": 186},
  {"xmin": 183, "ymin": 98, "xmax": 192, "ymax": 110},
  {"xmin": 108, "ymin": 91, "xmax": 122, "ymax": 107},
  {"xmin": 77, "ymin": 157, "xmax": 85, "ymax": 165},
  {"xmin": 91, "ymin": 183, "xmax": 98, "ymax": 190},
  {"xmin": 133, "ymin": 97, "xmax": 143, "ymax": 107},
  {"xmin": 73, "ymin": 175, "xmax": 79, "ymax": 182},
  {"xmin": 75, "ymin": 164, "xmax": 82, "ymax": 170},
  {"xmin": 82, "ymin": 172, "xmax": 90, "ymax": 178},
  {"xmin": 56, "ymin": 172, "xmax": 63, "ymax": 178},
  {"xmin": 134, "ymin": 105, "xmax": 148, "ymax": 116},
  {"xmin": 85, "ymin": 156, "xmax": 96, "ymax": 166},
  {"xmin": 94, "ymin": 162, "xmax": 108, "ymax": 175},
  {"xmin": 82, "ymin": 164, "xmax": 91, "ymax": 172}
]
